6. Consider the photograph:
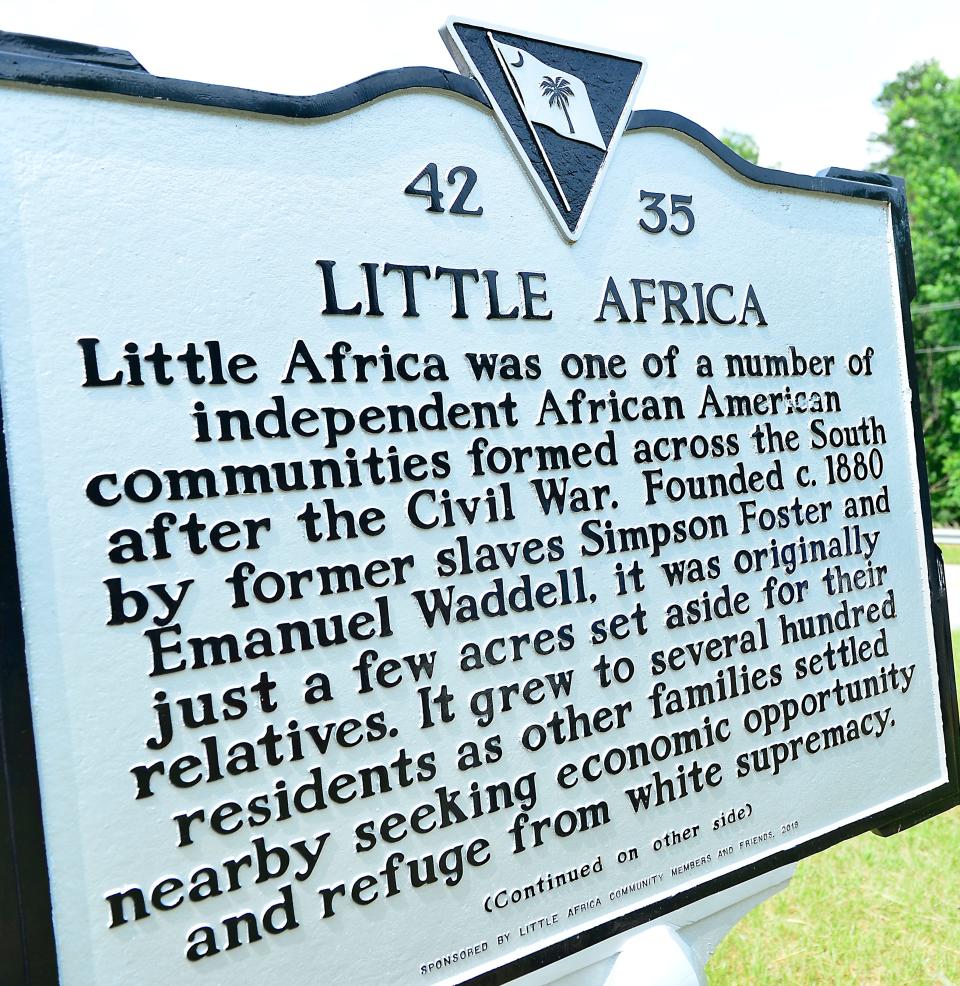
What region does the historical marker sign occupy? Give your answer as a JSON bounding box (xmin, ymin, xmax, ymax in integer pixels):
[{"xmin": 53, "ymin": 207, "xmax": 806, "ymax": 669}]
[{"xmin": 0, "ymin": 20, "xmax": 957, "ymax": 986}]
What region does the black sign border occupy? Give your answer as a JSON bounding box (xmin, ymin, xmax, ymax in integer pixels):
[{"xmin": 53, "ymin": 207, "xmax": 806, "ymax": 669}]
[{"xmin": 0, "ymin": 30, "xmax": 957, "ymax": 986}]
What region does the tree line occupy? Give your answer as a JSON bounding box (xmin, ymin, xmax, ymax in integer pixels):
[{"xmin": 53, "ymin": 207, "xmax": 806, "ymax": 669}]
[{"xmin": 724, "ymin": 63, "xmax": 960, "ymax": 523}]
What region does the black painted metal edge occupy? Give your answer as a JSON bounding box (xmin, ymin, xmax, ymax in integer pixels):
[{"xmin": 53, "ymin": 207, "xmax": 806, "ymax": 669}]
[
  {"xmin": 0, "ymin": 396, "xmax": 60, "ymax": 985},
  {"xmin": 0, "ymin": 30, "xmax": 145, "ymax": 71},
  {"xmin": 626, "ymin": 109, "xmax": 908, "ymax": 203},
  {"xmin": 0, "ymin": 30, "xmax": 488, "ymax": 116},
  {"xmin": 0, "ymin": 29, "xmax": 957, "ymax": 986}
]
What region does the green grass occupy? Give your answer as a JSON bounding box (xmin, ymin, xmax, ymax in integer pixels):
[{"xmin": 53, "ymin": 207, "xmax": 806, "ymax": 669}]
[
  {"xmin": 938, "ymin": 543, "xmax": 960, "ymax": 566},
  {"xmin": 705, "ymin": 633, "xmax": 960, "ymax": 985}
]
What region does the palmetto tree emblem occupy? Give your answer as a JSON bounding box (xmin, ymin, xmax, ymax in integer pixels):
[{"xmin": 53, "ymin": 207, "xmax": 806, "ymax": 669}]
[{"xmin": 540, "ymin": 75, "xmax": 576, "ymax": 134}]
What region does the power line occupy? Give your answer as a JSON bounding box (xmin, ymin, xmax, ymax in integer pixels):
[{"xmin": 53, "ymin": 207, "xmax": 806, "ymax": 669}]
[
  {"xmin": 911, "ymin": 300, "xmax": 960, "ymax": 351},
  {"xmin": 913, "ymin": 300, "xmax": 960, "ymax": 314}
]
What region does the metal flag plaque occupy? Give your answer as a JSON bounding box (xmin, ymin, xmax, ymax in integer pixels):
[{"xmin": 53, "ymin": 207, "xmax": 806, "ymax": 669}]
[
  {"xmin": 0, "ymin": 22, "xmax": 958, "ymax": 986},
  {"xmin": 441, "ymin": 18, "xmax": 646, "ymax": 240}
]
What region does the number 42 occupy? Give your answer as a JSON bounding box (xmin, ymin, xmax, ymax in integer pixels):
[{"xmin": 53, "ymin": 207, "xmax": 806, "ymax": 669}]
[{"xmin": 405, "ymin": 163, "xmax": 483, "ymax": 216}]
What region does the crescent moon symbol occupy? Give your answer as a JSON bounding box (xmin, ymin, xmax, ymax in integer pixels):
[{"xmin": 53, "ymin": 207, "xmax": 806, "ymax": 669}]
[{"xmin": 510, "ymin": 51, "xmax": 524, "ymax": 67}]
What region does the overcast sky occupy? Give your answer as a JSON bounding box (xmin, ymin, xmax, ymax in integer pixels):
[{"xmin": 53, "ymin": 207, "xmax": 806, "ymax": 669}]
[{"xmin": 1, "ymin": 0, "xmax": 958, "ymax": 176}]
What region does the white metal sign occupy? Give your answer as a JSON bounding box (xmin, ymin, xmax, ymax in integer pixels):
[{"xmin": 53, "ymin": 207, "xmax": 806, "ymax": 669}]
[{"xmin": 0, "ymin": 21, "xmax": 956, "ymax": 986}]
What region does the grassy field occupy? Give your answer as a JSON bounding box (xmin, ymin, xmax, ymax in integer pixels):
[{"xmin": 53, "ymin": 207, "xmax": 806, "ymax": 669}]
[
  {"xmin": 938, "ymin": 543, "xmax": 960, "ymax": 566},
  {"xmin": 705, "ymin": 632, "xmax": 960, "ymax": 985}
]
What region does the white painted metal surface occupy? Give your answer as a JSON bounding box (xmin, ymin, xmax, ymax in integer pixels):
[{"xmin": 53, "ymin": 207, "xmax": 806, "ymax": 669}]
[{"xmin": 0, "ymin": 77, "xmax": 949, "ymax": 986}]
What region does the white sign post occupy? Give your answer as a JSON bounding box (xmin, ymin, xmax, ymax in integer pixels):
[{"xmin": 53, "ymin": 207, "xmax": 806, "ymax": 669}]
[{"xmin": 0, "ymin": 20, "xmax": 957, "ymax": 986}]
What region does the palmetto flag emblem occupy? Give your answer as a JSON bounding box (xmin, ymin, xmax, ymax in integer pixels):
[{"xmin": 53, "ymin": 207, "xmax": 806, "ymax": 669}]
[
  {"xmin": 443, "ymin": 17, "xmax": 645, "ymax": 240},
  {"xmin": 490, "ymin": 41, "xmax": 606, "ymax": 150}
]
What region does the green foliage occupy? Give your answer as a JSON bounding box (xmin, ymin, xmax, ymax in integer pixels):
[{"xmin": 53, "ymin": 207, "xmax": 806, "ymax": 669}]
[
  {"xmin": 721, "ymin": 129, "xmax": 760, "ymax": 164},
  {"xmin": 874, "ymin": 62, "xmax": 960, "ymax": 522}
]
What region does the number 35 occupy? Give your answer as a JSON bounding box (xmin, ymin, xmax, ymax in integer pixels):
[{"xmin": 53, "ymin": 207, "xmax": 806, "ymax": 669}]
[{"xmin": 638, "ymin": 191, "xmax": 695, "ymax": 235}]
